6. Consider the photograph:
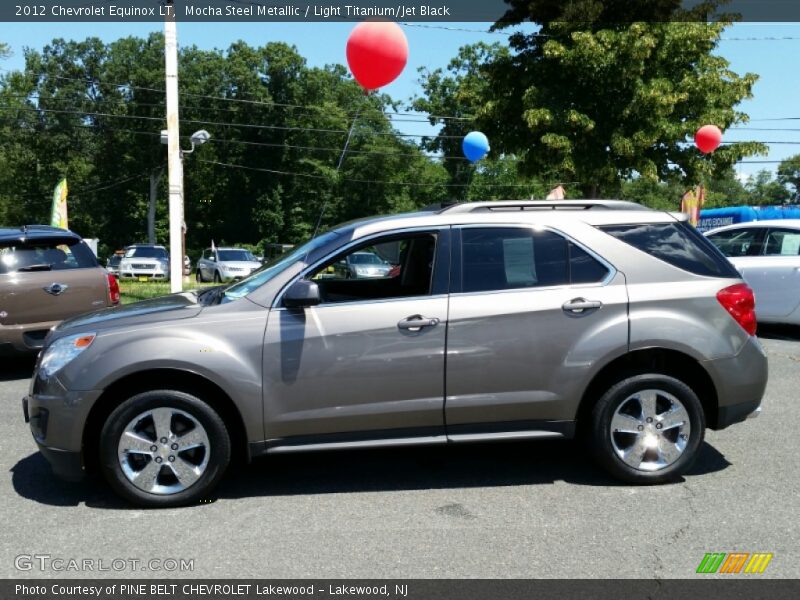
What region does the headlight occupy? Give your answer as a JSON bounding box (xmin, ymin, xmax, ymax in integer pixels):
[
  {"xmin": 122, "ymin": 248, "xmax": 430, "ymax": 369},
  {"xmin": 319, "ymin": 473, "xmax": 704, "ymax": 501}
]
[{"xmin": 39, "ymin": 333, "xmax": 96, "ymax": 378}]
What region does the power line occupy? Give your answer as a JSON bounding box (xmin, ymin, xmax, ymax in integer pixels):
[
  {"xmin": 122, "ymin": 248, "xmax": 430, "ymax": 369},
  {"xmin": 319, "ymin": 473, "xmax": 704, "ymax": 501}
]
[
  {"xmin": 195, "ymin": 158, "xmax": 558, "ymax": 188},
  {"xmin": 1, "ymin": 67, "xmax": 475, "ymax": 122}
]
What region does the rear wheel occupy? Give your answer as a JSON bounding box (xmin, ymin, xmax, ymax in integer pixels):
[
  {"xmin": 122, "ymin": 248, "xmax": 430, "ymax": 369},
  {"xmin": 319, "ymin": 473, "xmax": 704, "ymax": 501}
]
[
  {"xmin": 195, "ymin": 269, "xmax": 203, "ymax": 283},
  {"xmin": 99, "ymin": 390, "xmax": 230, "ymax": 507},
  {"xmin": 589, "ymin": 374, "xmax": 705, "ymax": 484}
]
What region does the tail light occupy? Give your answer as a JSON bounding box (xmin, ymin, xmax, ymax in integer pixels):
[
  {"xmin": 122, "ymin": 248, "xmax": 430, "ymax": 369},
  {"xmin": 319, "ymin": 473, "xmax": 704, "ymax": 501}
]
[
  {"xmin": 107, "ymin": 273, "xmax": 120, "ymax": 305},
  {"xmin": 716, "ymin": 283, "xmax": 756, "ymax": 336}
]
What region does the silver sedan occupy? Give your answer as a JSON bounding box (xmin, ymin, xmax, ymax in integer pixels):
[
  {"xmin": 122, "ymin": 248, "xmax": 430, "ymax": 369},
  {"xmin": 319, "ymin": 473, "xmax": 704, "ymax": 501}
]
[{"xmin": 705, "ymin": 219, "xmax": 800, "ymax": 325}]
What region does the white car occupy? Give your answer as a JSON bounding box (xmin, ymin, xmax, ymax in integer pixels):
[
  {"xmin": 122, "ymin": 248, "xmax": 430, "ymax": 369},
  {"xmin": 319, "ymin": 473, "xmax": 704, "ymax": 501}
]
[
  {"xmin": 118, "ymin": 244, "xmax": 170, "ymax": 281},
  {"xmin": 195, "ymin": 247, "xmax": 262, "ymax": 283},
  {"xmin": 705, "ymin": 219, "xmax": 800, "ymax": 325}
]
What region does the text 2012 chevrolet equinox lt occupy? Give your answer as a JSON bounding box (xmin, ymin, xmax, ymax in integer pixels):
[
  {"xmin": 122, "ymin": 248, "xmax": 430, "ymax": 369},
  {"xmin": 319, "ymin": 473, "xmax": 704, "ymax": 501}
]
[{"xmin": 23, "ymin": 201, "xmax": 767, "ymax": 507}]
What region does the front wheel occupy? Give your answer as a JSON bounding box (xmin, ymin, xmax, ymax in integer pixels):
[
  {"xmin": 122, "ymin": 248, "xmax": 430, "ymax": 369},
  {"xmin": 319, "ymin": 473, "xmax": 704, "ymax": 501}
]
[
  {"xmin": 589, "ymin": 374, "xmax": 705, "ymax": 484},
  {"xmin": 213, "ymin": 271, "xmax": 222, "ymax": 283},
  {"xmin": 99, "ymin": 390, "xmax": 231, "ymax": 507}
]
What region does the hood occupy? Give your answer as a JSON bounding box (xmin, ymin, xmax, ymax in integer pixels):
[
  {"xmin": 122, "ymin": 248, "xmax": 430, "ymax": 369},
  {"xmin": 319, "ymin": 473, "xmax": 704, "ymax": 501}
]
[{"xmin": 54, "ymin": 292, "xmax": 203, "ymax": 336}]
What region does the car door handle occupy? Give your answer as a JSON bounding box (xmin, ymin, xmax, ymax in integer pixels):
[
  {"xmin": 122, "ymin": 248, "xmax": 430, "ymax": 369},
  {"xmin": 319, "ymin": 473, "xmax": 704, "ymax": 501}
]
[
  {"xmin": 398, "ymin": 315, "xmax": 440, "ymax": 331},
  {"xmin": 562, "ymin": 298, "xmax": 602, "ymax": 314}
]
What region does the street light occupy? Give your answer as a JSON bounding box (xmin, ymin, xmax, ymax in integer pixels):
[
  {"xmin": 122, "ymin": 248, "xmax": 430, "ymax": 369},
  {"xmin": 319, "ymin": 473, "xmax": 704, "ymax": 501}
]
[
  {"xmin": 160, "ymin": 128, "xmax": 211, "ymax": 155},
  {"xmin": 160, "ymin": 128, "xmax": 211, "ymax": 289}
]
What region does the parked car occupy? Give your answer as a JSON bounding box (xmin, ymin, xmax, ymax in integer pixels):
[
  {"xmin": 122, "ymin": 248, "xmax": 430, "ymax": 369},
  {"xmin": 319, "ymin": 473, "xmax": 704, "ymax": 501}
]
[
  {"xmin": 24, "ymin": 201, "xmax": 767, "ymax": 507},
  {"xmin": 1, "ymin": 225, "xmax": 119, "ymax": 356},
  {"xmin": 119, "ymin": 244, "xmax": 170, "ymax": 281},
  {"xmin": 183, "ymin": 255, "xmax": 192, "ymax": 277},
  {"xmin": 705, "ymin": 219, "xmax": 800, "ymax": 325},
  {"xmin": 106, "ymin": 252, "xmax": 124, "ymax": 278},
  {"xmin": 334, "ymin": 251, "xmax": 393, "ymax": 279},
  {"xmin": 195, "ymin": 247, "xmax": 261, "ymax": 282}
]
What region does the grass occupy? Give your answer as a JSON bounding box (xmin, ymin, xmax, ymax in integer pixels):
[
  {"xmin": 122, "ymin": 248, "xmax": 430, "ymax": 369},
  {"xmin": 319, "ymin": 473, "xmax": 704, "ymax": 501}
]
[{"xmin": 118, "ymin": 277, "xmax": 218, "ymax": 304}]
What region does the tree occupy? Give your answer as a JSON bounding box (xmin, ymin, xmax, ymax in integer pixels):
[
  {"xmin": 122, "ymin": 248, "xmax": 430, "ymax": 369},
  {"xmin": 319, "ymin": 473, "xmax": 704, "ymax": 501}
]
[
  {"xmin": 777, "ymin": 154, "xmax": 800, "ymax": 202},
  {"xmin": 744, "ymin": 170, "xmax": 791, "ymax": 205},
  {"xmin": 0, "ymin": 36, "xmax": 450, "ymax": 258},
  {"xmin": 416, "ymin": 1, "xmax": 765, "ymax": 198}
]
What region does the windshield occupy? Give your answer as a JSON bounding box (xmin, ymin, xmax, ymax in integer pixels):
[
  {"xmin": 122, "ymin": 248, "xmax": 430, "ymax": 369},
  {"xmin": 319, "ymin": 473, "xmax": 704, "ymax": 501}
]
[
  {"xmin": 126, "ymin": 247, "xmax": 168, "ymax": 259},
  {"xmin": 222, "ymin": 231, "xmax": 340, "ymax": 302},
  {"xmin": 350, "ymin": 253, "xmax": 384, "ymax": 265},
  {"xmin": 217, "ymin": 249, "xmax": 256, "ymax": 262}
]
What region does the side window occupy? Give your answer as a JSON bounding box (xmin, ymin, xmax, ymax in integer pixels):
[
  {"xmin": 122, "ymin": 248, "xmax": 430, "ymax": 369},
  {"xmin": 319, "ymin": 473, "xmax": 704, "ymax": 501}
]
[
  {"xmin": 764, "ymin": 229, "xmax": 800, "ymax": 256},
  {"xmin": 461, "ymin": 228, "xmax": 570, "ymax": 293},
  {"xmin": 569, "ymin": 242, "xmax": 610, "ymax": 284},
  {"xmin": 309, "ymin": 234, "xmax": 437, "ymax": 304},
  {"xmin": 706, "ymin": 228, "xmax": 766, "ymax": 257}
]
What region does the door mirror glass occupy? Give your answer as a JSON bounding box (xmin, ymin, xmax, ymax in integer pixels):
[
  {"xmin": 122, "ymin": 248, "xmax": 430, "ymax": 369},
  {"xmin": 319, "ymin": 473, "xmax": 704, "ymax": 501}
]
[{"xmin": 284, "ymin": 280, "xmax": 321, "ymax": 308}]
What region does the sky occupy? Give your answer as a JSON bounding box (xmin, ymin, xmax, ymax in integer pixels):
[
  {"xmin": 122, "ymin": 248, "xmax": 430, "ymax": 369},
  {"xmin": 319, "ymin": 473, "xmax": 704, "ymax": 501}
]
[{"xmin": 1, "ymin": 21, "xmax": 800, "ymax": 179}]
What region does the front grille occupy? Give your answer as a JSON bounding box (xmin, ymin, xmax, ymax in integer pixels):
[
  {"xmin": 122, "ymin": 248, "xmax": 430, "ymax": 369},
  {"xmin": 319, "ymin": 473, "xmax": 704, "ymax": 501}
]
[{"xmin": 131, "ymin": 263, "xmax": 154, "ymax": 269}]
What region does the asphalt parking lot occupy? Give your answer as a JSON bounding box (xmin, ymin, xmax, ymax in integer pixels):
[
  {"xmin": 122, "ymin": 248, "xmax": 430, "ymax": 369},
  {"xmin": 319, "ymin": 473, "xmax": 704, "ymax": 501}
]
[{"xmin": 2, "ymin": 326, "xmax": 799, "ymax": 579}]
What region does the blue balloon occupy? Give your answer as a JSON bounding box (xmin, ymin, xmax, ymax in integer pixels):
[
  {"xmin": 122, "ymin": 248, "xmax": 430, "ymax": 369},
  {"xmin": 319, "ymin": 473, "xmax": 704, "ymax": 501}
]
[{"xmin": 462, "ymin": 131, "xmax": 490, "ymax": 163}]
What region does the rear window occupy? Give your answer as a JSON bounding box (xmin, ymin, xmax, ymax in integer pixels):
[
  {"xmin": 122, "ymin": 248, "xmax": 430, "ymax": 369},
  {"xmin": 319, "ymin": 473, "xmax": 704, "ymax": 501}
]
[
  {"xmin": 0, "ymin": 237, "xmax": 98, "ymax": 274},
  {"xmin": 599, "ymin": 222, "xmax": 739, "ymax": 278}
]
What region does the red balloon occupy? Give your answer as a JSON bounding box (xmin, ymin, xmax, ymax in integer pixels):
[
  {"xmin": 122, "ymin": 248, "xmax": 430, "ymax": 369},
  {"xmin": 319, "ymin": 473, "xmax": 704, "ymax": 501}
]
[
  {"xmin": 346, "ymin": 22, "xmax": 409, "ymax": 90},
  {"xmin": 695, "ymin": 125, "xmax": 722, "ymax": 154}
]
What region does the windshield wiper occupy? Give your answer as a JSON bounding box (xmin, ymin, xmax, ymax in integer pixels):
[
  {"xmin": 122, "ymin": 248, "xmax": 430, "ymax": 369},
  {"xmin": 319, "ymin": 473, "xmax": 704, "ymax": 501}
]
[{"xmin": 16, "ymin": 264, "xmax": 52, "ymax": 272}]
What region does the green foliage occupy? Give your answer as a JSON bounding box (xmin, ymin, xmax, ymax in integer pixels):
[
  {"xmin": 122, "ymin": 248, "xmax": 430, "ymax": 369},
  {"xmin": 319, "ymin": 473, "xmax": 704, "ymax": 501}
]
[
  {"xmin": 777, "ymin": 154, "xmax": 800, "ymax": 202},
  {"xmin": 416, "ymin": 3, "xmax": 765, "ymax": 198},
  {"xmin": 0, "ymin": 36, "xmax": 451, "ymax": 257}
]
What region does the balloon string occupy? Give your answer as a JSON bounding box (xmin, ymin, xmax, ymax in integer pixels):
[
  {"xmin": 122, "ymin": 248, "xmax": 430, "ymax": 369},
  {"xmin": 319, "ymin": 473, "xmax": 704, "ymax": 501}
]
[{"xmin": 308, "ymin": 104, "xmax": 363, "ymax": 249}]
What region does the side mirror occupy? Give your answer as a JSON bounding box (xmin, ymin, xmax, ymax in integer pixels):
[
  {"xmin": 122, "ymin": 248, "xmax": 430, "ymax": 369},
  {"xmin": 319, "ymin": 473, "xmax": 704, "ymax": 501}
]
[{"xmin": 284, "ymin": 280, "xmax": 321, "ymax": 308}]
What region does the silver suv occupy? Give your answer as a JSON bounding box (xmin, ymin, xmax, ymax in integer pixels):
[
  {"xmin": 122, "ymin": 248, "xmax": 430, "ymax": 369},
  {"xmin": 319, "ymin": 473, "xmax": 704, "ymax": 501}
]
[{"xmin": 23, "ymin": 201, "xmax": 768, "ymax": 507}]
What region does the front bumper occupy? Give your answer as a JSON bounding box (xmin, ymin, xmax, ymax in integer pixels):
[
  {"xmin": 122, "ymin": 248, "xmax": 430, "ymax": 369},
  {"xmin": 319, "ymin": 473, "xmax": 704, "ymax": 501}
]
[{"xmin": 23, "ymin": 371, "xmax": 102, "ymax": 481}]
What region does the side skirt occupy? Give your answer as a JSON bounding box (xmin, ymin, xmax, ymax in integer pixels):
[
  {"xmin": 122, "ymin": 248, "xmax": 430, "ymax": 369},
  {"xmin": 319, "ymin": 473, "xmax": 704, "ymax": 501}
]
[{"xmin": 248, "ymin": 420, "xmax": 575, "ymax": 458}]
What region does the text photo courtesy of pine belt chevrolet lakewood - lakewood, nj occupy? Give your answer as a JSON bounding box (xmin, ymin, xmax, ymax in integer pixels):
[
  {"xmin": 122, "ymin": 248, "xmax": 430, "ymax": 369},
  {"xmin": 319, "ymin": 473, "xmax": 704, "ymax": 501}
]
[{"xmin": 2, "ymin": 0, "xmax": 800, "ymax": 597}]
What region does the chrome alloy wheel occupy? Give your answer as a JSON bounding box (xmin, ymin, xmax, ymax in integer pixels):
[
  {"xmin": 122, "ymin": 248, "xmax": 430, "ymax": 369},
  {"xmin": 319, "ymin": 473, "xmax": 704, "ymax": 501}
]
[
  {"xmin": 610, "ymin": 389, "xmax": 691, "ymax": 472},
  {"xmin": 117, "ymin": 407, "xmax": 210, "ymax": 495}
]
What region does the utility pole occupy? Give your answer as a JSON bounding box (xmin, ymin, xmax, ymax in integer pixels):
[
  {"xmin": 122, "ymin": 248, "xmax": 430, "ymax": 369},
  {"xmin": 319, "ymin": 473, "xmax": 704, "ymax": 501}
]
[
  {"xmin": 164, "ymin": 0, "xmax": 184, "ymax": 293},
  {"xmin": 148, "ymin": 165, "xmax": 165, "ymax": 245}
]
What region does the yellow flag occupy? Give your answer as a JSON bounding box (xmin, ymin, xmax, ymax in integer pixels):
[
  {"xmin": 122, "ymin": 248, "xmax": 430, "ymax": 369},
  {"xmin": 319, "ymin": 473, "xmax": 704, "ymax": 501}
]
[{"xmin": 51, "ymin": 178, "xmax": 68, "ymax": 229}]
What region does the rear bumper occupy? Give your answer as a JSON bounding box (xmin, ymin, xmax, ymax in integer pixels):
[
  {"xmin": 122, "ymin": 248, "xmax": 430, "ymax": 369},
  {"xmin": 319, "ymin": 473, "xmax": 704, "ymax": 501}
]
[
  {"xmin": 704, "ymin": 336, "xmax": 768, "ymax": 430},
  {"xmin": 0, "ymin": 321, "xmax": 57, "ymax": 354},
  {"xmin": 716, "ymin": 398, "xmax": 763, "ymax": 429}
]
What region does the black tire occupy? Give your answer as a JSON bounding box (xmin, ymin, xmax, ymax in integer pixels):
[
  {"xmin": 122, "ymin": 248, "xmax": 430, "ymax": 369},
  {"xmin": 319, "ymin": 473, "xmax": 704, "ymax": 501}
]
[
  {"xmin": 99, "ymin": 390, "xmax": 231, "ymax": 508},
  {"xmin": 195, "ymin": 269, "xmax": 203, "ymax": 283},
  {"xmin": 213, "ymin": 270, "xmax": 222, "ymax": 283},
  {"xmin": 588, "ymin": 374, "xmax": 705, "ymax": 484}
]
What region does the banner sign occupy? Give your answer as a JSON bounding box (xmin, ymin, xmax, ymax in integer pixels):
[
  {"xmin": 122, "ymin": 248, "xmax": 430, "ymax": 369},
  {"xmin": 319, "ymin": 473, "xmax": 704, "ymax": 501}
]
[{"xmin": 50, "ymin": 177, "xmax": 68, "ymax": 230}]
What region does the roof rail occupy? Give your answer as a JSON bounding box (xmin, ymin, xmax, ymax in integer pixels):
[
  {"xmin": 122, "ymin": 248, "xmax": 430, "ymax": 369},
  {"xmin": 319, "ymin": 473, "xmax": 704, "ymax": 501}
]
[
  {"xmin": 438, "ymin": 200, "xmax": 649, "ymax": 214},
  {"xmin": 21, "ymin": 224, "xmax": 69, "ymax": 233}
]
